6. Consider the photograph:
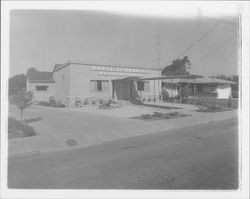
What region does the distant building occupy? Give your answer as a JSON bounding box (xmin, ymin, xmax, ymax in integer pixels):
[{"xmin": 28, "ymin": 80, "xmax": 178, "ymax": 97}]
[
  {"xmin": 52, "ymin": 61, "xmax": 161, "ymax": 106},
  {"xmin": 26, "ymin": 68, "xmax": 55, "ymax": 101}
]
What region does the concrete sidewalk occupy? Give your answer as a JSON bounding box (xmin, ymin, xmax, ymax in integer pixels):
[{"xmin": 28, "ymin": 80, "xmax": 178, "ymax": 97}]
[{"xmin": 8, "ymin": 105, "xmax": 238, "ymax": 158}]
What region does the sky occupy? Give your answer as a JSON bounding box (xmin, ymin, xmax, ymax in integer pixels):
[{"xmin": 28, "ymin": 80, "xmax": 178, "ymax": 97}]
[{"xmin": 9, "ymin": 10, "xmax": 238, "ymax": 77}]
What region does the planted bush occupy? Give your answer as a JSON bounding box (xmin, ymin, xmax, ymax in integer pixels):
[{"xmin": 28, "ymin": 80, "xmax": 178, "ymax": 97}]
[
  {"xmin": 99, "ymin": 99, "xmax": 104, "ymax": 104},
  {"xmin": 8, "ymin": 117, "xmax": 36, "ymax": 139},
  {"xmin": 141, "ymin": 114, "xmax": 153, "ymax": 119},
  {"xmin": 49, "ymin": 96, "xmax": 56, "ymax": 106},
  {"xmin": 138, "ymin": 111, "xmax": 188, "ymax": 121},
  {"xmin": 38, "ymin": 99, "xmax": 65, "ymax": 108},
  {"xmin": 55, "ymin": 100, "xmax": 66, "ymax": 108},
  {"xmin": 83, "ymin": 98, "xmax": 89, "ymax": 105},
  {"xmin": 38, "ymin": 101, "xmax": 50, "ymax": 106}
]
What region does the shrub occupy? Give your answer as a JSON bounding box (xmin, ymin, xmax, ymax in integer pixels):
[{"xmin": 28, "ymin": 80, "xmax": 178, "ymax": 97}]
[
  {"xmin": 49, "ymin": 96, "xmax": 56, "ymax": 106},
  {"xmin": 141, "ymin": 114, "xmax": 153, "ymax": 119},
  {"xmin": 55, "ymin": 100, "xmax": 66, "ymax": 108},
  {"xmin": 153, "ymin": 112, "xmax": 163, "ymax": 117},
  {"xmin": 8, "ymin": 117, "xmax": 36, "ymax": 138},
  {"xmin": 163, "ymin": 114, "xmax": 170, "ymax": 119},
  {"xmin": 99, "ymin": 99, "xmax": 104, "ymax": 104},
  {"xmin": 75, "ymin": 99, "xmax": 81, "ymax": 107},
  {"xmin": 38, "ymin": 101, "xmax": 50, "ymax": 106},
  {"xmin": 138, "ymin": 112, "xmax": 187, "ymax": 120},
  {"xmin": 83, "ymin": 98, "xmax": 89, "ymax": 105}
]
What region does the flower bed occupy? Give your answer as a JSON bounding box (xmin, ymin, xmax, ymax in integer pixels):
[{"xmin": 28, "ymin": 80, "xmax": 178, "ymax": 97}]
[
  {"xmin": 98, "ymin": 100, "xmax": 123, "ymax": 109},
  {"xmin": 133, "ymin": 111, "xmax": 190, "ymax": 121}
]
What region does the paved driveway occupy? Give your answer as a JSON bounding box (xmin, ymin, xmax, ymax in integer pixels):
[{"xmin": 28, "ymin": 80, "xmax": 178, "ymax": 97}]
[{"xmin": 8, "ymin": 105, "xmax": 238, "ymax": 156}]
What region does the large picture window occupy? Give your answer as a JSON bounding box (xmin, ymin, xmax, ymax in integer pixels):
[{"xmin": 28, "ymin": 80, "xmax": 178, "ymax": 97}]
[
  {"xmin": 36, "ymin": 86, "xmax": 48, "ymax": 91},
  {"xmin": 90, "ymin": 80, "xmax": 109, "ymax": 92},
  {"xmin": 137, "ymin": 81, "xmax": 149, "ymax": 92}
]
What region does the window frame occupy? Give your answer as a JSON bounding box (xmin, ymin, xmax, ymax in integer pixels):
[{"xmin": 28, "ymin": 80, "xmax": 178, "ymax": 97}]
[
  {"xmin": 90, "ymin": 80, "xmax": 109, "ymax": 92},
  {"xmin": 35, "ymin": 85, "xmax": 49, "ymax": 91}
]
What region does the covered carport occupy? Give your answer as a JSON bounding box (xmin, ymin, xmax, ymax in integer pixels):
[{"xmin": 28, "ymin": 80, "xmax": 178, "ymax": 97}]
[{"xmin": 139, "ymin": 74, "xmax": 203, "ymax": 105}]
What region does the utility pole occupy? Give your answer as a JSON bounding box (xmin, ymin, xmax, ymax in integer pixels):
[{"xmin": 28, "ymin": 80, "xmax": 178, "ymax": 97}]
[
  {"xmin": 156, "ymin": 25, "xmax": 162, "ymax": 106},
  {"xmin": 156, "ymin": 25, "xmax": 161, "ymax": 70}
]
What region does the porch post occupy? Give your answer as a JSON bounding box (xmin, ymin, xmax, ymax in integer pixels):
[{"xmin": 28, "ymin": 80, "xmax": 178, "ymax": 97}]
[
  {"xmin": 193, "ymin": 78, "xmax": 195, "ymax": 104},
  {"xmin": 158, "ymin": 79, "xmax": 160, "ymax": 101},
  {"xmin": 171, "ymin": 78, "xmax": 173, "ymax": 109},
  {"xmin": 179, "ymin": 80, "xmax": 182, "ymax": 104},
  {"xmin": 154, "ymin": 79, "xmax": 156, "ymax": 103},
  {"xmin": 112, "ymin": 81, "xmax": 114, "ymax": 99},
  {"xmin": 121, "ymin": 80, "xmax": 123, "ymax": 101},
  {"xmin": 128, "ymin": 80, "xmax": 131, "ymax": 102}
]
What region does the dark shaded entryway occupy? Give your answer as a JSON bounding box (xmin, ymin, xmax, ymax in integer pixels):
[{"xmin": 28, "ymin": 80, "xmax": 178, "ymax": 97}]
[{"xmin": 112, "ymin": 78, "xmax": 140, "ymax": 103}]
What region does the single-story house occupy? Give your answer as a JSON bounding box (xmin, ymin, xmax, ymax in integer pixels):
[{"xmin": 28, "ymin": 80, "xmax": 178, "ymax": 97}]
[
  {"xmin": 26, "ymin": 68, "xmax": 55, "ymax": 101},
  {"xmin": 27, "ymin": 61, "xmax": 236, "ymax": 105},
  {"xmin": 52, "ymin": 61, "xmax": 161, "ymax": 106}
]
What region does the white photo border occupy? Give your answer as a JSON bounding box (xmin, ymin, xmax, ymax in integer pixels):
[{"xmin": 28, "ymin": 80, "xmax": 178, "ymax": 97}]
[{"xmin": 1, "ymin": 1, "xmax": 249, "ymax": 199}]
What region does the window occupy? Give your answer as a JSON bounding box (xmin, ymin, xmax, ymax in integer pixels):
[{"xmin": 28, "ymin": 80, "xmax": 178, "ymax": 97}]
[
  {"xmin": 137, "ymin": 81, "xmax": 149, "ymax": 91},
  {"xmin": 36, "ymin": 86, "xmax": 48, "ymax": 91},
  {"xmin": 90, "ymin": 80, "xmax": 109, "ymax": 92}
]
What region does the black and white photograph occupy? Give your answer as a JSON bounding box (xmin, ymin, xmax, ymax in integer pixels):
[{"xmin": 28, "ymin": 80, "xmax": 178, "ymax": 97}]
[{"xmin": 1, "ymin": 1, "xmax": 249, "ymax": 199}]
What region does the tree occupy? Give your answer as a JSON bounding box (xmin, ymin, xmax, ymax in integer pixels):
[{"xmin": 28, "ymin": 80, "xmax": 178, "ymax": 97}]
[
  {"xmin": 11, "ymin": 91, "xmax": 33, "ymax": 120},
  {"xmin": 8, "ymin": 74, "xmax": 27, "ymax": 96},
  {"xmin": 161, "ymin": 56, "xmax": 191, "ymax": 76}
]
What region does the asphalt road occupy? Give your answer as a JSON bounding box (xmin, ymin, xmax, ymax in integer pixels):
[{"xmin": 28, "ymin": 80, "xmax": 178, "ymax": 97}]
[{"xmin": 8, "ymin": 117, "xmax": 238, "ymax": 189}]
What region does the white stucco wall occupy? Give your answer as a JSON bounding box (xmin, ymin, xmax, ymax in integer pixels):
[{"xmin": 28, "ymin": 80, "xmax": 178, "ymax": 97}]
[
  {"xmin": 68, "ymin": 63, "xmax": 161, "ymax": 100},
  {"xmin": 216, "ymin": 84, "xmax": 232, "ymax": 99},
  {"xmin": 26, "ymin": 80, "xmax": 55, "ymax": 101},
  {"xmin": 54, "ymin": 66, "xmax": 71, "ymax": 103}
]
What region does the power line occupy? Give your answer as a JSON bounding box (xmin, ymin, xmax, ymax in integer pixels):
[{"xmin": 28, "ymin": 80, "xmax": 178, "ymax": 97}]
[
  {"xmin": 175, "ymin": 22, "xmax": 219, "ymax": 59},
  {"xmin": 183, "ymin": 35, "xmax": 235, "ymax": 57},
  {"xmin": 191, "ymin": 36, "xmax": 236, "ymax": 66},
  {"xmin": 162, "ymin": 21, "xmax": 220, "ymax": 67},
  {"xmin": 161, "ymin": 15, "xmax": 238, "ymax": 67},
  {"xmin": 200, "ymin": 17, "xmax": 237, "ymax": 25}
]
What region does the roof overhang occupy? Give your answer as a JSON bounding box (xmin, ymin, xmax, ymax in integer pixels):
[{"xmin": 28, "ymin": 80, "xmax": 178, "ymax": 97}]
[
  {"xmin": 112, "ymin": 76, "xmax": 141, "ymax": 81},
  {"xmin": 28, "ymin": 80, "xmax": 55, "ymax": 83},
  {"xmin": 140, "ymin": 74, "xmax": 203, "ymax": 81}
]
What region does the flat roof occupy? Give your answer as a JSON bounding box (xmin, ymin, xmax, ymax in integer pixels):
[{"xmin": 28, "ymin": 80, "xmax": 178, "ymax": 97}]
[{"xmin": 53, "ymin": 60, "xmax": 161, "ymax": 73}]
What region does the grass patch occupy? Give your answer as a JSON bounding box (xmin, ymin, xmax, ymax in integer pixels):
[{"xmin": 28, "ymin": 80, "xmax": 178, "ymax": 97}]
[
  {"xmin": 196, "ymin": 102, "xmax": 235, "ymax": 112},
  {"xmin": 8, "ymin": 117, "xmax": 37, "ymax": 139},
  {"xmin": 187, "ymin": 97, "xmax": 238, "ymax": 112},
  {"xmin": 133, "ymin": 111, "xmax": 190, "ymax": 121}
]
